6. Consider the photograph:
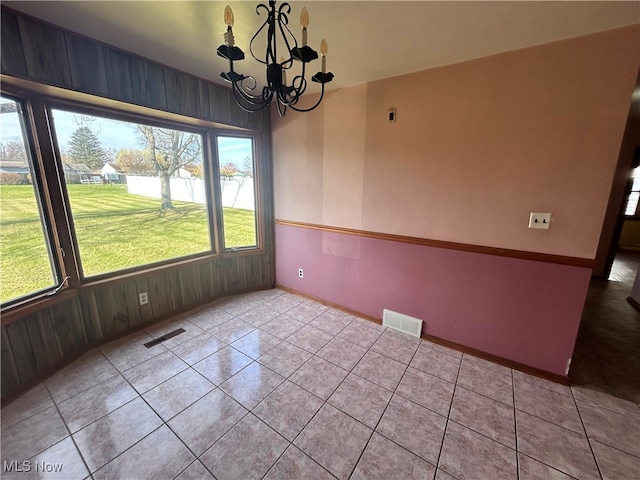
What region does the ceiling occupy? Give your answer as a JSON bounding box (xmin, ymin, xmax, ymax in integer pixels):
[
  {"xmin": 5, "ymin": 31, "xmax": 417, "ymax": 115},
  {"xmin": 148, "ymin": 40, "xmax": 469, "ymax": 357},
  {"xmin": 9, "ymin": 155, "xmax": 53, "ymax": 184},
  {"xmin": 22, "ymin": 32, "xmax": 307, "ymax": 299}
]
[{"xmin": 4, "ymin": 1, "xmax": 640, "ymax": 95}]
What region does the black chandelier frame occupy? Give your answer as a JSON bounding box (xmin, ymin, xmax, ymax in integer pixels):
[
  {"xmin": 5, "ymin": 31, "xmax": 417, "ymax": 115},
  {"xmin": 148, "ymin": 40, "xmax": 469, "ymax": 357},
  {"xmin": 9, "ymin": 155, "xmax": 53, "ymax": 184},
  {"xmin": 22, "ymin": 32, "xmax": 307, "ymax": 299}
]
[{"xmin": 217, "ymin": 1, "xmax": 334, "ymax": 116}]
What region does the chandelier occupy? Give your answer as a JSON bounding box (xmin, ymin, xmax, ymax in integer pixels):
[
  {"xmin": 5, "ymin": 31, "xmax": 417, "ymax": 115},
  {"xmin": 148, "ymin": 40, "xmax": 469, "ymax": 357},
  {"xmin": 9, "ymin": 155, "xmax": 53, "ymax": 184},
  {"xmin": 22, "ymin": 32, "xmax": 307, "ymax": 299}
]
[{"xmin": 217, "ymin": 1, "xmax": 334, "ymax": 116}]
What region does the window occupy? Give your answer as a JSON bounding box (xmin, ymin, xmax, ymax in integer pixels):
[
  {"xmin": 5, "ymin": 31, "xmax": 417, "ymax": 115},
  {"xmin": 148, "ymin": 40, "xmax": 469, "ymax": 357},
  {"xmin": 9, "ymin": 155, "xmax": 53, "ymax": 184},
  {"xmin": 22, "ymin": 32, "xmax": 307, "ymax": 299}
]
[
  {"xmin": 50, "ymin": 108, "xmax": 212, "ymax": 277},
  {"xmin": 625, "ymin": 166, "xmax": 640, "ymax": 217},
  {"xmin": 1, "ymin": 83, "xmax": 264, "ymax": 309},
  {"xmin": 217, "ymin": 136, "xmax": 257, "ymax": 249},
  {"xmin": 0, "ymin": 96, "xmax": 59, "ymax": 303}
]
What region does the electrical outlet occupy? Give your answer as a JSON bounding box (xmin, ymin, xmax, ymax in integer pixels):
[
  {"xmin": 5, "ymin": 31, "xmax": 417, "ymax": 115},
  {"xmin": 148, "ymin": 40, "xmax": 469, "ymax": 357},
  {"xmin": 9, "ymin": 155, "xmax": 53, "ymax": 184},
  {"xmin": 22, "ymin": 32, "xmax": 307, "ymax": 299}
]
[
  {"xmin": 298, "ymin": 268, "xmax": 304, "ymax": 279},
  {"xmin": 528, "ymin": 212, "xmax": 552, "ymax": 229},
  {"xmin": 138, "ymin": 292, "xmax": 149, "ymax": 305}
]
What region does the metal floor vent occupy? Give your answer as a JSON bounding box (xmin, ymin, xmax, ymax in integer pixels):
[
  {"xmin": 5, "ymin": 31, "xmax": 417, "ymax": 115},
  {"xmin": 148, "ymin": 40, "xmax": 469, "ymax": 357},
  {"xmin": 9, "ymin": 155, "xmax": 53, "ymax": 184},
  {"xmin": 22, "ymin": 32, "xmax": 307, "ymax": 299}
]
[
  {"xmin": 144, "ymin": 328, "xmax": 186, "ymax": 348},
  {"xmin": 382, "ymin": 309, "xmax": 423, "ymax": 338}
]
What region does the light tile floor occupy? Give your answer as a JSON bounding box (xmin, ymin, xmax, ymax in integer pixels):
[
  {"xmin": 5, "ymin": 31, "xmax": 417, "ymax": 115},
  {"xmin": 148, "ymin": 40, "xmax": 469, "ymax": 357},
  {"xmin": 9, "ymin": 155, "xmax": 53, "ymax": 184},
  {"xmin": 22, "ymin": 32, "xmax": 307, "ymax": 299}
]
[{"xmin": 1, "ymin": 289, "xmax": 639, "ymax": 479}]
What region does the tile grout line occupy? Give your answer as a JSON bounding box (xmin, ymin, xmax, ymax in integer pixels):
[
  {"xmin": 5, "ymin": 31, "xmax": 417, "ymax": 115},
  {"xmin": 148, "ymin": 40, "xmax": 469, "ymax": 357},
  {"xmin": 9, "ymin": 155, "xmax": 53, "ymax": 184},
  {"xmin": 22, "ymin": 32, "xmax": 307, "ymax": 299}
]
[
  {"xmin": 497, "ymin": 364, "xmax": 588, "ymax": 479},
  {"xmin": 11, "ymin": 364, "xmax": 120, "ymax": 432},
  {"xmin": 256, "ymin": 306, "xmax": 339, "ymax": 480},
  {"xmin": 90, "ymin": 344, "xmax": 218, "ymax": 478},
  {"xmin": 344, "ymin": 334, "xmax": 427, "ymax": 479},
  {"xmin": 41, "ymin": 381, "xmax": 94, "ymax": 478},
  {"xmin": 54, "ymin": 348, "xmax": 196, "ymax": 478},
  {"xmin": 512, "ymin": 382, "xmax": 608, "ymax": 480},
  {"xmin": 512, "ymin": 385, "xmax": 600, "ymax": 479},
  {"xmin": 407, "ymin": 351, "xmax": 522, "ymax": 441},
  {"xmin": 337, "ymin": 329, "xmax": 394, "ymax": 479},
  {"xmin": 284, "ymin": 313, "xmax": 370, "ymax": 478},
  {"xmin": 159, "ymin": 352, "xmax": 259, "ymax": 478},
  {"xmin": 162, "ymin": 400, "xmax": 227, "ymax": 480},
  {"xmin": 258, "ymin": 310, "xmax": 383, "ymax": 479},
  {"xmin": 92, "ymin": 346, "xmax": 172, "ymax": 477},
  {"xmin": 457, "ymin": 359, "xmax": 515, "ymax": 404},
  {"xmin": 513, "ymin": 371, "xmax": 573, "ymax": 398},
  {"xmin": 571, "ymin": 387, "xmax": 605, "ymax": 480},
  {"xmin": 432, "ymin": 350, "xmax": 464, "ymax": 479},
  {"xmin": 571, "ymin": 386, "xmax": 640, "ymax": 421}
]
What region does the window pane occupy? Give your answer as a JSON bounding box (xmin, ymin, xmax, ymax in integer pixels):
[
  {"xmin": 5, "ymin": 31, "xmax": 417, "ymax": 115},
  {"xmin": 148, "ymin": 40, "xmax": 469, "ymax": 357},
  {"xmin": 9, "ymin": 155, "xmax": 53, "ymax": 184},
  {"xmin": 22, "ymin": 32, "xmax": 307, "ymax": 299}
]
[
  {"xmin": 632, "ymin": 172, "xmax": 640, "ymax": 193},
  {"xmin": 625, "ymin": 166, "xmax": 640, "ymax": 216},
  {"xmin": 51, "ymin": 109, "xmax": 211, "ymax": 277},
  {"xmin": 218, "ymin": 136, "xmax": 257, "ymax": 248},
  {"xmin": 625, "ymin": 191, "xmax": 639, "ymax": 216},
  {"xmin": 0, "ymin": 97, "xmax": 58, "ymax": 303}
]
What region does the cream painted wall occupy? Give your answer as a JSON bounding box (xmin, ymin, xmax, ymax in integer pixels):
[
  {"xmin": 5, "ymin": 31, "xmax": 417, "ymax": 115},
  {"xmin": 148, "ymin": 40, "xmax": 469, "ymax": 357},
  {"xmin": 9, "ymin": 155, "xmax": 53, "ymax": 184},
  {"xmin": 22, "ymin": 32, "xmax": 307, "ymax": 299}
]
[
  {"xmin": 273, "ymin": 26, "xmax": 640, "ymax": 258},
  {"xmin": 274, "ymin": 84, "xmax": 368, "ymax": 228}
]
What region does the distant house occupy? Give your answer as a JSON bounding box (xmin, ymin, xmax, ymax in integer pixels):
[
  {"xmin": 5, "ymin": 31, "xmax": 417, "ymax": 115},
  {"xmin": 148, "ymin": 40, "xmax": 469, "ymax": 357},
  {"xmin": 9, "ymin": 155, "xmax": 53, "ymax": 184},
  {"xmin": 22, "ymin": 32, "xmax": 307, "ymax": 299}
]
[
  {"xmin": 0, "ymin": 159, "xmax": 30, "ymax": 183},
  {"xmin": 63, "ymin": 163, "xmax": 93, "ymax": 174},
  {"xmin": 101, "ymin": 163, "xmax": 117, "ymax": 176},
  {"xmin": 1, "ymin": 160, "xmax": 104, "ymax": 184},
  {"xmin": 101, "ymin": 163, "xmax": 119, "ymax": 182},
  {"xmin": 63, "ymin": 163, "xmax": 98, "ymax": 184},
  {"xmin": 176, "ymin": 167, "xmax": 192, "ymax": 178}
]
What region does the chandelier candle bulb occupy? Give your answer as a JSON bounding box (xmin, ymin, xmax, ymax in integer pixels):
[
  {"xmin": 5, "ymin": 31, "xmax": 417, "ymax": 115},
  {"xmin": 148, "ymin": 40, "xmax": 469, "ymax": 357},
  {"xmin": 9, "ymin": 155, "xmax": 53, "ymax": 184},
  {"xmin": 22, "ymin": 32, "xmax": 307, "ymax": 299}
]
[
  {"xmin": 300, "ymin": 7, "xmax": 309, "ymax": 46},
  {"xmin": 320, "ymin": 39, "xmax": 327, "ymax": 73},
  {"xmin": 224, "ymin": 5, "xmax": 234, "ymax": 26},
  {"xmin": 224, "ymin": 5, "xmax": 235, "ymax": 47}
]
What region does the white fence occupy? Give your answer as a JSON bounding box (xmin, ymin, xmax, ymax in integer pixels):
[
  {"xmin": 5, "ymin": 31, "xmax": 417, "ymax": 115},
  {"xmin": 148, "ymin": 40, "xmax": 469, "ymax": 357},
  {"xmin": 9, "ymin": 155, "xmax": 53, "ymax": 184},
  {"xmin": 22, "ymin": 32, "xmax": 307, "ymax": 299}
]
[{"xmin": 126, "ymin": 175, "xmax": 255, "ymax": 211}]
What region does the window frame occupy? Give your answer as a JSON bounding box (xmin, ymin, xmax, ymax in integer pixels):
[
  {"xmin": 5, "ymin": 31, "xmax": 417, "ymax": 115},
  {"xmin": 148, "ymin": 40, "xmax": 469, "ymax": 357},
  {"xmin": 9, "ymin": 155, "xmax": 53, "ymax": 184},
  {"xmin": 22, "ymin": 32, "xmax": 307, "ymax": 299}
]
[
  {"xmin": 0, "ymin": 93, "xmax": 66, "ymax": 306},
  {"xmin": 0, "ymin": 79, "xmax": 266, "ymax": 315},
  {"xmin": 47, "ymin": 100, "xmax": 221, "ymax": 281},
  {"xmin": 215, "ymin": 133, "xmax": 261, "ymax": 252}
]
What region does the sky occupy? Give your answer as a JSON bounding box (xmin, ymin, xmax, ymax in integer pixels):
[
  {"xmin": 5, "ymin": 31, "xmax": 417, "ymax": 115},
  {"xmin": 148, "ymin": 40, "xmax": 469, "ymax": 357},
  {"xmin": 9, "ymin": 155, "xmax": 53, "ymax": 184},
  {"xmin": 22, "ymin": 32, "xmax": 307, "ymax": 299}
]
[{"xmin": 0, "ymin": 97, "xmax": 253, "ymax": 167}]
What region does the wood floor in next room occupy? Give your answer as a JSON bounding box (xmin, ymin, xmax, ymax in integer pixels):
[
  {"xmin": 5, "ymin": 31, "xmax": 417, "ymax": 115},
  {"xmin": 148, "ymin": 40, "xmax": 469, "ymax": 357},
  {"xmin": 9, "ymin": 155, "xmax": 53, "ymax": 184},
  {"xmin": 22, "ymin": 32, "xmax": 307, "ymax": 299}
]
[
  {"xmin": 570, "ymin": 250, "xmax": 640, "ymax": 404},
  {"xmin": 1, "ymin": 289, "xmax": 639, "ymax": 479}
]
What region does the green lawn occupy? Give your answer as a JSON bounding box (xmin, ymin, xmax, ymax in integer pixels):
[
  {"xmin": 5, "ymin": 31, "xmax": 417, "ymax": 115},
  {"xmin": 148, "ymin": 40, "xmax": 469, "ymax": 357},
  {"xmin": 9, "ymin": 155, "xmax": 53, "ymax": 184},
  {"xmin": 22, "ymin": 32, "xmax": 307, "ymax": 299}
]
[{"xmin": 0, "ymin": 183, "xmax": 256, "ymax": 303}]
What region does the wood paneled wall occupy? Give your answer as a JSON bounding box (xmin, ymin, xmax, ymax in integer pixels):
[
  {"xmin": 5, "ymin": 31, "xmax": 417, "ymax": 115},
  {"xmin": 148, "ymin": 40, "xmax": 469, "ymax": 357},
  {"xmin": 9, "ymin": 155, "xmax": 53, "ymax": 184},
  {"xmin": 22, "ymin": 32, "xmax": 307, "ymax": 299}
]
[
  {"xmin": 0, "ymin": 8, "xmax": 275, "ymax": 402},
  {"xmin": 1, "ymin": 8, "xmax": 269, "ymax": 131},
  {"xmin": 1, "ymin": 254, "xmax": 274, "ymax": 399}
]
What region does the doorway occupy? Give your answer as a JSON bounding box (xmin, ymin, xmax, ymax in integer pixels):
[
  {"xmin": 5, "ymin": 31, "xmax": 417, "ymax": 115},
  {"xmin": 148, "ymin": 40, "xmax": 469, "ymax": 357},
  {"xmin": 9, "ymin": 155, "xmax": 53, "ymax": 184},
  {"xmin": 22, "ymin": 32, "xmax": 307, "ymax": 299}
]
[{"xmin": 568, "ymin": 77, "xmax": 640, "ymax": 403}]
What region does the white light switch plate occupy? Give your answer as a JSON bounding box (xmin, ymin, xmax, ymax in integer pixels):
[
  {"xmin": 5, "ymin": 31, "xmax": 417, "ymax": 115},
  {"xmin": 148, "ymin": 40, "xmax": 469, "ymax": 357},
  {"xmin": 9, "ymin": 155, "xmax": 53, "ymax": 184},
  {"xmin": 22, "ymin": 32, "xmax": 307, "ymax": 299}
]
[{"xmin": 529, "ymin": 212, "xmax": 552, "ymax": 229}]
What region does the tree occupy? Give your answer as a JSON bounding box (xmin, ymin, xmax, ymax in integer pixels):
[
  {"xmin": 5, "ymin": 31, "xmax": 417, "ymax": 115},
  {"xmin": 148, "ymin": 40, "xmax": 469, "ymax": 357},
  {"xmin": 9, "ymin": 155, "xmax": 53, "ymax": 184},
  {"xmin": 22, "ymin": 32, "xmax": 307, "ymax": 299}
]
[
  {"xmin": 220, "ymin": 162, "xmax": 238, "ymax": 179},
  {"xmin": 240, "ymin": 156, "xmax": 254, "ymax": 177},
  {"xmin": 68, "ymin": 126, "xmax": 107, "ymax": 170},
  {"xmin": 183, "ymin": 164, "xmax": 203, "ymax": 178},
  {"xmin": 114, "ymin": 148, "xmax": 155, "ymax": 174},
  {"xmin": 220, "ymin": 157, "xmax": 253, "ymax": 208},
  {"xmin": 231, "ymin": 156, "xmax": 254, "ymax": 207},
  {"xmin": 137, "ymin": 126, "xmax": 201, "ymax": 210},
  {"xmin": 0, "ymin": 140, "xmax": 29, "ymax": 185},
  {"xmin": 0, "ymin": 140, "xmax": 27, "ymax": 161},
  {"xmin": 103, "ymin": 147, "xmax": 118, "ymax": 166}
]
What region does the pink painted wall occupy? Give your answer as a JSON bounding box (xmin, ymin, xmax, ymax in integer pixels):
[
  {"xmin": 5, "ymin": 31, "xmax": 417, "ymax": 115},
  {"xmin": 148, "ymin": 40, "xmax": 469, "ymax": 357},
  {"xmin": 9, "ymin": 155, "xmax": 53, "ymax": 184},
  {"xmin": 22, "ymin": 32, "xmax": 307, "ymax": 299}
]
[
  {"xmin": 274, "ymin": 26, "xmax": 640, "ymax": 258},
  {"xmin": 272, "ymin": 26, "xmax": 640, "ymax": 375},
  {"xmin": 276, "ymin": 223, "xmax": 591, "ymax": 376}
]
